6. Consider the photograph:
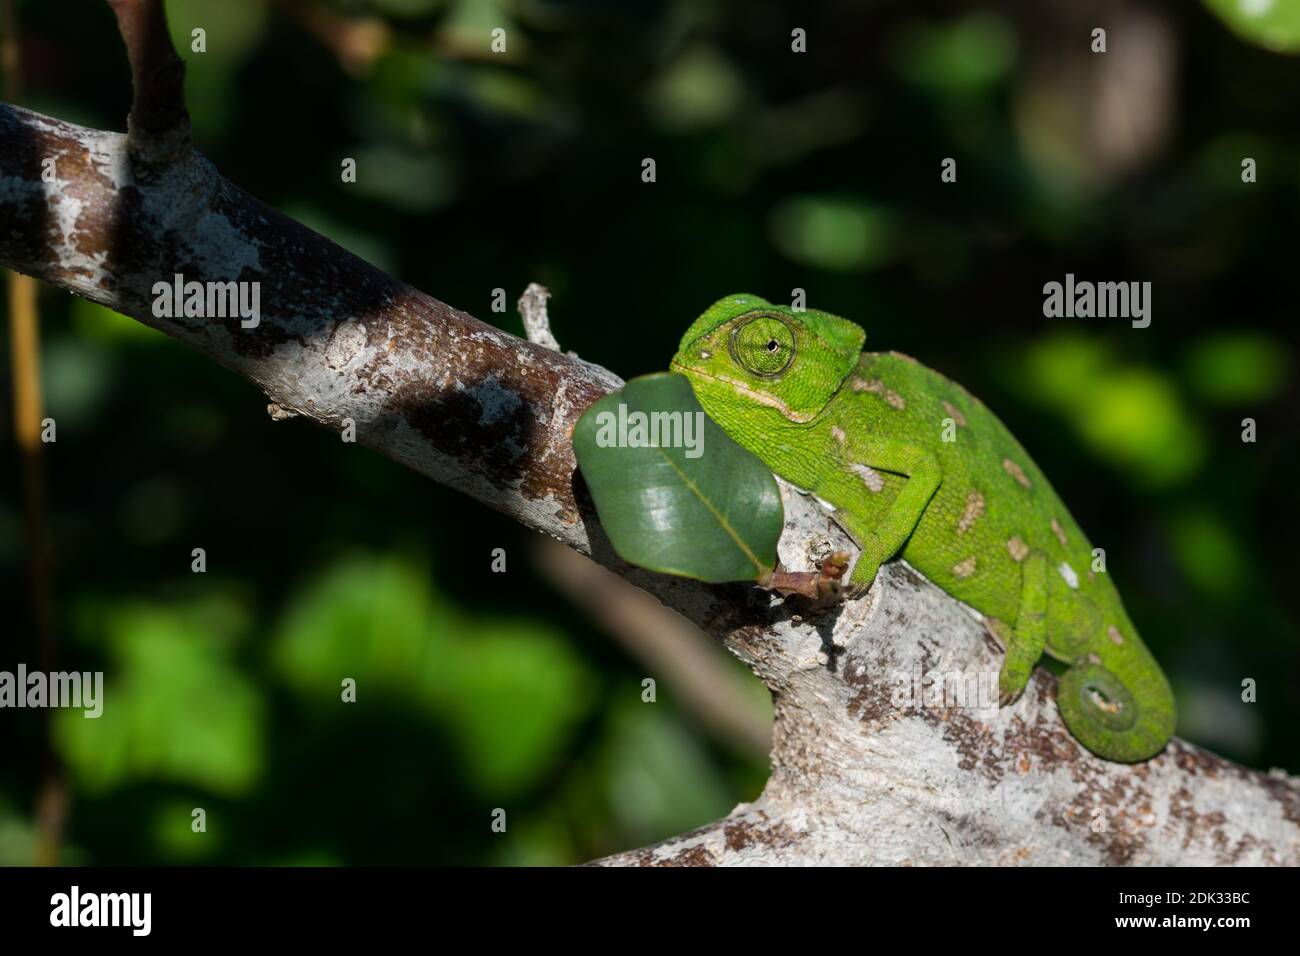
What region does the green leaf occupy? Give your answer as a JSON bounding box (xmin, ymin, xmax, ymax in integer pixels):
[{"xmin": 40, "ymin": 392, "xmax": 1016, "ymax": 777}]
[
  {"xmin": 573, "ymin": 373, "xmax": 783, "ymax": 583},
  {"xmin": 1205, "ymin": 0, "xmax": 1300, "ymax": 53}
]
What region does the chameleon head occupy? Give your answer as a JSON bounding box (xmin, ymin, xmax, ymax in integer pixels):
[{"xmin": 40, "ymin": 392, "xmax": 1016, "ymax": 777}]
[{"xmin": 670, "ymin": 294, "xmax": 866, "ymax": 425}]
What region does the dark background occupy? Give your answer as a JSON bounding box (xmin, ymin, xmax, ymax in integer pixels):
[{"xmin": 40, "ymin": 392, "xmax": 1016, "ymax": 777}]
[{"xmin": 1, "ymin": 0, "xmax": 1297, "ymax": 865}]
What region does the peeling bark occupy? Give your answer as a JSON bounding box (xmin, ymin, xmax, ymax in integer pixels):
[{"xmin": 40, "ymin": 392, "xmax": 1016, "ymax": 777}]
[{"xmin": 2, "ymin": 98, "xmax": 1298, "ymax": 866}]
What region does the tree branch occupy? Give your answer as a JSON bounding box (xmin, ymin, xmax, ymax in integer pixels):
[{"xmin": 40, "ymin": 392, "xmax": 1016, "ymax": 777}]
[{"xmin": 0, "ymin": 3, "xmax": 1296, "ymax": 865}]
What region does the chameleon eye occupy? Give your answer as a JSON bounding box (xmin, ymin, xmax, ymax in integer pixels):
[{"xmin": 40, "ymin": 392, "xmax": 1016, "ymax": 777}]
[{"xmin": 730, "ymin": 314, "xmax": 795, "ymax": 377}]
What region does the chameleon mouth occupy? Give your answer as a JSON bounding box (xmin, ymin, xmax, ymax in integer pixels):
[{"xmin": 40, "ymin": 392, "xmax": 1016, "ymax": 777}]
[{"xmin": 670, "ymin": 361, "xmax": 814, "ymax": 424}]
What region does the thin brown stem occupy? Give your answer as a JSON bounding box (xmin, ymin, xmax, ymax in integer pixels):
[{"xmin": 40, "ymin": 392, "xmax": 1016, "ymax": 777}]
[
  {"xmin": 3, "ymin": 0, "xmax": 66, "ymax": 868},
  {"xmin": 106, "ymin": 0, "xmax": 190, "ymax": 166},
  {"xmin": 0, "ymin": 0, "xmax": 19, "ymax": 102},
  {"xmin": 535, "ymin": 540, "xmax": 771, "ymax": 758}
]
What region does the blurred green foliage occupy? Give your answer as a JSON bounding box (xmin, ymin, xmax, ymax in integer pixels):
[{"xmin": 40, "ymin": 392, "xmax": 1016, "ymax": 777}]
[
  {"xmin": 273, "ymin": 553, "xmax": 596, "ymax": 796},
  {"xmin": 1206, "ymin": 0, "xmax": 1300, "ymax": 52},
  {"xmin": 1, "ymin": 0, "xmax": 1297, "ymax": 865},
  {"xmin": 891, "ymin": 12, "xmax": 1017, "ymax": 97},
  {"xmin": 58, "ymin": 597, "xmax": 263, "ymax": 796}
]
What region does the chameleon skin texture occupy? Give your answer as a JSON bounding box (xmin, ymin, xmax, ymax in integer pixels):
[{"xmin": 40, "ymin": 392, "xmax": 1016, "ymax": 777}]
[{"xmin": 671, "ymin": 294, "xmax": 1176, "ymax": 763}]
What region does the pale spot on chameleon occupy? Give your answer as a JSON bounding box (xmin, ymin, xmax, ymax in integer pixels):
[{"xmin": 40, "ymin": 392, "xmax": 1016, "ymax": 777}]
[
  {"xmin": 942, "ymin": 401, "xmax": 966, "ymax": 427},
  {"xmin": 952, "ymin": 556, "xmax": 977, "ymax": 579},
  {"xmin": 1107, "ymin": 625, "xmax": 1124, "ymax": 646},
  {"xmin": 699, "ymin": 350, "xmax": 712, "ymax": 359},
  {"xmin": 831, "ymin": 425, "xmax": 847, "ymax": 445},
  {"xmin": 1058, "ymin": 561, "xmax": 1079, "ymax": 589},
  {"xmin": 1003, "ymin": 458, "xmax": 1031, "ymax": 488},
  {"xmin": 1051, "ymin": 517, "xmax": 1068, "ymax": 548},
  {"xmin": 956, "ymin": 490, "xmax": 984, "ymax": 534},
  {"xmin": 1006, "ymin": 536, "xmax": 1029, "ymax": 562},
  {"xmin": 850, "ymin": 462, "xmax": 885, "ymax": 493},
  {"xmin": 851, "ymin": 378, "xmax": 906, "ymax": 409}
]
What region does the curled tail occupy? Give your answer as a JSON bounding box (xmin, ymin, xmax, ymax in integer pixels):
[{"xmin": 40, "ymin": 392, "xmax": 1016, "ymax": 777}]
[{"xmin": 1056, "ymin": 648, "xmax": 1176, "ymax": 762}]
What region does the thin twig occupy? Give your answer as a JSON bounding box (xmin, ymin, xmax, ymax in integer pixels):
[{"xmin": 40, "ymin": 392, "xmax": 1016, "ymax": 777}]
[
  {"xmin": 106, "ymin": 0, "xmax": 190, "ymax": 167},
  {"xmin": 518, "ymin": 282, "xmax": 560, "ymax": 351},
  {"xmin": 534, "ymin": 539, "xmax": 770, "ymax": 757},
  {"xmin": 2, "ymin": 0, "xmax": 66, "ymax": 868}
]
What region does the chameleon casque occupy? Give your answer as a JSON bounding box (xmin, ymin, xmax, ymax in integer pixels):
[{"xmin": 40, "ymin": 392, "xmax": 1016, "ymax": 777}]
[{"xmin": 669, "ymin": 294, "xmax": 1176, "ymax": 763}]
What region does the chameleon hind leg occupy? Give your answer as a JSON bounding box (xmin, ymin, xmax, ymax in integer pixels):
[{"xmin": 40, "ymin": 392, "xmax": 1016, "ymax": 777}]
[
  {"xmin": 997, "ymin": 549, "xmax": 1048, "ymax": 706},
  {"xmin": 817, "ymin": 437, "xmax": 941, "ymax": 596}
]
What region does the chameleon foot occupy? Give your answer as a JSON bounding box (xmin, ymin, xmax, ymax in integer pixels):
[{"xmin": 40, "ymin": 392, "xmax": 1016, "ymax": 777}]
[
  {"xmin": 841, "ymin": 551, "xmax": 881, "ymax": 600},
  {"xmin": 998, "ymin": 666, "xmax": 1030, "ymax": 708}
]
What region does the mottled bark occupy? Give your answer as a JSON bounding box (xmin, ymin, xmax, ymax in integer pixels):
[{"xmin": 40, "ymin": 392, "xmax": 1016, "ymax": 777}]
[
  {"xmin": 0, "ymin": 4, "xmax": 1296, "ymax": 866},
  {"xmin": 592, "ymin": 494, "xmax": 1300, "ymax": 865}
]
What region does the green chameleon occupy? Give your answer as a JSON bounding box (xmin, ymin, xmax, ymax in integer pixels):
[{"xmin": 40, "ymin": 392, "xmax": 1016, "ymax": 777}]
[{"xmin": 669, "ymin": 294, "xmax": 1176, "ymax": 763}]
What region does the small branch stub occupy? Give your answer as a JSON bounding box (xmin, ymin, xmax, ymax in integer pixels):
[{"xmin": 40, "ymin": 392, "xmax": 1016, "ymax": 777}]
[
  {"xmin": 518, "ymin": 282, "xmax": 561, "ymax": 351},
  {"xmin": 107, "ymin": 0, "xmax": 192, "ymax": 168}
]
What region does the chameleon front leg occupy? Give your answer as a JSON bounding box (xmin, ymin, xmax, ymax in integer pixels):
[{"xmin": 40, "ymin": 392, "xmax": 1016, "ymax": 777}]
[
  {"xmin": 996, "ymin": 549, "xmax": 1048, "ymax": 706},
  {"xmin": 820, "ymin": 436, "xmax": 942, "ymax": 595}
]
